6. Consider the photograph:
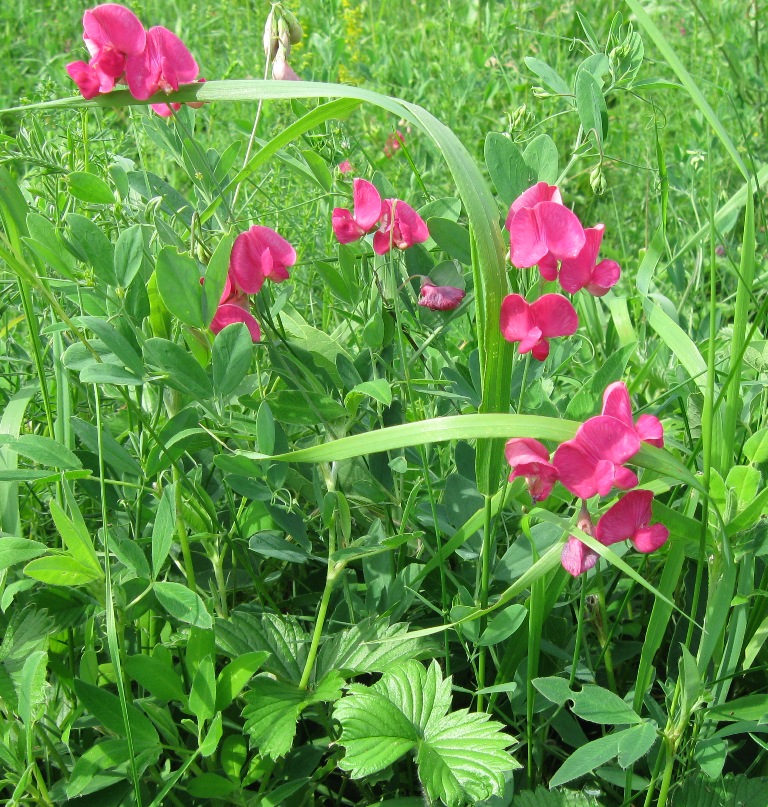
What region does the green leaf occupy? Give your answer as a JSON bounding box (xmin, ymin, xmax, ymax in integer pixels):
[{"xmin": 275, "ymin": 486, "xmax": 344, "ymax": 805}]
[
  {"xmin": 125, "ymin": 654, "xmax": 186, "ymax": 704},
  {"xmin": 66, "ymin": 171, "xmax": 115, "ymax": 204},
  {"xmin": 522, "ymin": 135, "xmax": 559, "ymax": 183},
  {"xmin": 617, "ymin": 721, "xmax": 657, "ymax": 768},
  {"xmin": 706, "ymin": 694, "xmax": 768, "ymax": 722},
  {"xmin": 249, "ymin": 532, "xmax": 309, "ymax": 564},
  {"xmin": 744, "ymin": 428, "xmax": 768, "ymax": 465},
  {"xmin": 574, "ymin": 69, "xmax": 608, "ymax": 143},
  {"xmin": 334, "ymin": 660, "xmax": 516, "ymax": 807},
  {"xmin": 484, "ymin": 133, "xmax": 533, "ymax": 207},
  {"xmin": 49, "ymin": 498, "xmax": 101, "ymax": 576},
  {"xmin": 200, "ymin": 712, "xmax": 223, "ymax": 757},
  {"xmin": 0, "ymin": 537, "xmax": 48, "ymax": 571},
  {"xmin": 144, "ymin": 337, "xmax": 213, "ymax": 400},
  {"xmin": 532, "ymin": 676, "xmax": 573, "ymax": 706},
  {"xmin": 212, "ymin": 323, "xmax": 253, "ymax": 397},
  {"xmin": 155, "ymin": 247, "xmax": 206, "ymax": 329},
  {"xmin": 113, "ymin": 225, "xmax": 144, "ymax": 289},
  {"xmin": 477, "ymin": 604, "xmax": 527, "ymax": 646},
  {"xmin": 151, "ymin": 485, "xmax": 176, "ymax": 578},
  {"xmin": 241, "ymin": 671, "xmax": 342, "ymax": 759},
  {"xmin": 569, "ymin": 686, "xmax": 641, "ymax": 725},
  {"xmin": 78, "ymin": 316, "xmax": 145, "ymax": 378},
  {"xmin": 202, "ymin": 233, "xmax": 235, "ymax": 326},
  {"xmin": 10, "ymin": 434, "xmax": 82, "ymax": 470},
  {"xmin": 524, "ymin": 57, "xmax": 571, "ymax": 97},
  {"xmin": 70, "ymin": 417, "xmax": 142, "ymax": 478},
  {"xmin": 563, "ymin": 343, "xmax": 636, "ymax": 421},
  {"xmin": 79, "ymin": 362, "xmax": 144, "ymax": 386},
  {"xmin": 670, "ymin": 773, "xmax": 768, "ymax": 807},
  {"xmin": 66, "ymin": 213, "xmax": 116, "ymax": 286},
  {"xmin": 215, "ymin": 651, "xmax": 270, "ymax": 712},
  {"xmin": 18, "ymin": 650, "xmax": 47, "ymax": 729},
  {"xmin": 189, "ymin": 656, "xmax": 216, "ymax": 724},
  {"xmin": 428, "ymin": 217, "xmax": 472, "ymax": 265},
  {"xmin": 154, "ymin": 581, "xmax": 213, "ymax": 629},
  {"xmin": 549, "ymin": 731, "xmax": 624, "ymax": 787},
  {"xmin": 23, "ymin": 555, "xmax": 101, "ymax": 586},
  {"xmin": 347, "ymin": 379, "xmax": 393, "ymax": 408}
]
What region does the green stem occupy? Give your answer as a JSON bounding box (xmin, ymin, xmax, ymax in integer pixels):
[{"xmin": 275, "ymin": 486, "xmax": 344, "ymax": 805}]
[
  {"xmin": 172, "ymin": 467, "xmax": 196, "ymax": 591},
  {"xmin": 477, "ymin": 494, "xmax": 493, "ymax": 712},
  {"xmin": 656, "ymin": 737, "xmax": 677, "ymax": 807}
]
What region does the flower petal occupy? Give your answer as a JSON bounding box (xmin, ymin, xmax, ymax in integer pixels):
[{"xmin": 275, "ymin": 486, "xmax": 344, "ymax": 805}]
[
  {"xmin": 499, "ymin": 294, "xmax": 534, "ymax": 343},
  {"xmin": 636, "ymin": 414, "xmax": 665, "ymax": 448},
  {"xmin": 507, "ymin": 182, "xmax": 561, "ymax": 222},
  {"xmin": 418, "ymin": 282, "xmax": 465, "ymax": 311},
  {"xmin": 332, "ymin": 208, "xmax": 364, "ymax": 244},
  {"xmin": 530, "ymin": 293, "xmax": 578, "ymax": 338},
  {"xmin": 601, "ymin": 381, "xmax": 634, "ymax": 428},
  {"xmin": 534, "ymin": 201, "xmax": 585, "ymax": 261},
  {"xmin": 586, "ymin": 258, "xmax": 621, "ymax": 296},
  {"xmin": 67, "ymin": 61, "xmax": 102, "ymax": 99},
  {"xmin": 391, "ymin": 199, "xmax": 429, "ymax": 248},
  {"xmin": 83, "ymin": 3, "xmax": 146, "ymax": 55},
  {"xmin": 576, "ymin": 415, "xmax": 641, "ymax": 465},
  {"xmin": 505, "ymin": 437, "xmax": 550, "ymax": 467},
  {"xmin": 633, "ymin": 524, "xmax": 669, "ymax": 553},
  {"xmin": 561, "ymin": 536, "xmax": 599, "ymax": 576},
  {"xmin": 509, "ymin": 207, "xmax": 548, "ymax": 268},
  {"xmin": 352, "ymin": 179, "xmax": 382, "ymax": 232},
  {"xmin": 595, "ymin": 489, "xmax": 654, "ymax": 545},
  {"xmin": 210, "ymin": 302, "xmax": 261, "ymax": 342}
]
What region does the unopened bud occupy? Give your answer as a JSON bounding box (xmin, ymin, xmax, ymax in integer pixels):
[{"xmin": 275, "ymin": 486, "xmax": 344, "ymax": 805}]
[
  {"xmin": 532, "ymin": 86, "xmax": 551, "ymax": 99},
  {"xmin": 277, "ymin": 18, "xmax": 292, "ymax": 57},
  {"xmin": 510, "ymin": 103, "xmax": 527, "ymax": 129},
  {"xmin": 263, "ymin": 10, "xmax": 279, "ymax": 59},
  {"xmin": 590, "ymin": 165, "xmax": 607, "ymax": 195},
  {"xmin": 282, "ymin": 8, "xmax": 303, "ymax": 44}
]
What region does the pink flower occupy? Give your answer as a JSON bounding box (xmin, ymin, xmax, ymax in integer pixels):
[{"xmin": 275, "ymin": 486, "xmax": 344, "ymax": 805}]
[
  {"xmin": 373, "ymin": 199, "xmax": 429, "ymax": 254},
  {"xmin": 595, "ymin": 490, "xmax": 669, "ymax": 553},
  {"xmin": 82, "ymin": 3, "xmax": 146, "ymax": 89},
  {"xmin": 499, "ymin": 293, "xmax": 578, "ymax": 361},
  {"xmin": 150, "ymin": 101, "xmax": 182, "ymax": 117},
  {"xmin": 384, "ymin": 130, "xmax": 404, "ymax": 158},
  {"xmin": 561, "ymin": 506, "xmax": 599, "ymax": 577},
  {"xmin": 505, "ymin": 182, "xmax": 585, "ymax": 270},
  {"xmin": 66, "ymin": 61, "xmax": 103, "ymax": 99},
  {"xmin": 210, "ymin": 276, "xmax": 261, "ymax": 343},
  {"xmin": 601, "ymin": 382, "xmax": 664, "ymax": 448},
  {"xmin": 338, "ymin": 160, "xmax": 353, "ymax": 174},
  {"xmin": 332, "ymin": 178, "xmax": 383, "ymax": 244},
  {"xmin": 504, "ymin": 438, "xmax": 558, "ymax": 502},
  {"xmin": 272, "ymin": 57, "xmax": 301, "ymax": 81},
  {"xmin": 418, "ymin": 281, "xmax": 465, "ymax": 311},
  {"xmin": 125, "ymin": 25, "xmax": 198, "ymax": 101},
  {"xmin": 552, "ymin": 416, "xmax": 640, "ymax": 499},
  {"xmin": 229, "ymin": 226, "xmax": 297, "ymax": 295},
  {"xmin": 558, "ymin": 224, "xmax": 621, "ymax": 297}
]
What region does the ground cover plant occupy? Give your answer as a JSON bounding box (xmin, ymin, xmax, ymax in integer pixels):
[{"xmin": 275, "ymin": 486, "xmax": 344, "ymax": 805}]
[{"xmin": 0, "ymin": 0, "xmax": 767, "ymax": 804}]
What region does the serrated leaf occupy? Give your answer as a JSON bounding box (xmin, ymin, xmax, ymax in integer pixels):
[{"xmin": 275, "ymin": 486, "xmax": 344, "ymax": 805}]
[
  {"xmin": 154, "ymin": 581, "xmax": 212, "ymax": 629},
  {"xmin": 0, "ymin": 537, "xmax": 48, "ymax": 571},
  {"xmin": 334, "ymin": 660, "xmax": 516, "ymax": 807},
  {"xmin": 670, "ymin": 773, "xmax": 768, "ymax": 807},
  {"xmin": 241, "ymin": 671, "xmax": 342, "ymax": 759}
]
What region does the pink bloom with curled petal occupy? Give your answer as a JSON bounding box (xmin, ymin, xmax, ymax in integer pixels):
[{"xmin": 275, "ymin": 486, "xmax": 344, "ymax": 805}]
[
  {"xmin": 125, "ymin": 25, "xmax": 198, "ymax": 101},
  {"xmin": 561, "ymin": 505, "xmax": 599, "ymax": 577},
  {"xmin": 558, "ymin": 224, "xmax": 621, "ymax": 297},
  {"xmin": 373, "ymin": 198, "xmax": 429, "ymax": 255},
  {"xmin": 272, "ymin": 57, "xmax": 300, "ymax": 81},
  {"xmin": 553, "ymin": 415, "xmax": 641, "ymax": 499},
  {"xmin": 229, "ymin": 226, "xmax": 297, "ymax": 295},
  {"xmin": 595, "ymin": 489, "xmax": 669, "ymax": 553},
  {"xmin": 210, "ymin": 276, "xmax": 261, "ymax": 343},
  {"xmin": 418, "ymin": 281, "xmax": 465, "ymax": 311},
  {"xmin": 67, "ymin": 61, "xmax": 103, "ymax": 99},
  {"xmin": 601, "ymin": 381, "xmax": 664, "ymax": 448},
  {"xmin": 332, "ymin": 178, "xmax": 383, "ymax": 244},
  {"xmin": 505, "ymin": 182, "xmax": 585, "ymax": 271},
  {"xmin": 150, "ymin": 101, "xmax": 182, "ymax": 117},
  {"xmin": 505, "ymin": 438, "xmax": 558, "ymax": 502},
  {"xmin": 499, "ymin": 293, "xmax": 578, "ymax": 361},
  {"xmin": 82, "ymin": 3, "xmax": 146, "ymax": 89}
]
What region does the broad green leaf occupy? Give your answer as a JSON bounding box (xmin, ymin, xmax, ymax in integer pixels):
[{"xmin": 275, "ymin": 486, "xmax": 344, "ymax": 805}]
[
  {"xmin": 189, "ymin": 656, "xmax": 216, "ymax": 724},
  {"xmin": 18, "ymin": 650, "xmax": 47, "ymax": 729},
  {"xmin": 570, "ymin": 686, "xmax": 641, "ymax": 725},
  {"xmin": 563, "ymin": 343, "xmax": 636, "ymax": 421},
  {"xmin": 617, "ymin": 722, "xmax": 657, "ymax": 768},
  {"xmin": 49, "ymin": 498, "xmax": 101, "ymax": 575},
  {"xmin": 70, "ymin": 417, "xmax": 142, "ymax": 478},
  {"xmin": 428, "ymin": 217, "xmax": 472, "ymax": 265},
  {"xmin": 215, "ymin": 651, "xmax": 270, "ymax": 712},
  {"xmin": 187, "ymin": 772, "xmax": 236, "ymax": 799},
  {"xmin": 202, "ymin": 233, "xmax": 235, "ymax": 325},
  {"xmin": 0, "ymin": 537, "xmax": 48, "ymax": 571},
  {"xmin": 347, "ymin": 379, "xmax": 393, "ymax": 408},
  {"xmin": 23, "ymin": 555, "xmax": 101, "ymax": 586},
  {"xmin": 155, "ymin": 247, "xmax": 206, "ymax": 329},
  {"xmin": 706, "ymin": 694, "xmax": 768, "ymax": 722},
  {"xmin": 549, "ymin": 731, "xmax": 624, "ymax": 787},
  {"xmin": 144, "ymin": 337, "xmax": 213, "ymax": 400},
  {"xmin": 334, "ymin": 660, "xmax": 516, "ymax": 806},
  {"xmin": 154, "ymin": 581, "xmax": 213, "ymax": 629},
  {"xmin": 212, "ymin": 323, "xmax": 253, "ymax": 397},
  {"xmin": 79, "ymin": 362, "xmax": 144, "ymax": 386},
  {"xmin": 249, "ymin": 532, "xmax": 309, "ymax": 564},
  {"xmin": 151, "ymin": 484, "xmax": 176, "ymax": 578},
  {"xmin": 113, "ymin": 225, "xmax": 144, "ymax": 289},
  {"xmin": 477, "ymin": 604, "xmax": 527, "ymax": 646},
  {"xmin": 125, "ymin": 654, "xmax": 186, "ymax": 704},
  {"xmin": 484, "ymin": 133, "xmax": 533, "ymax": 207},
  {"xmin": 66, "ymin": 171, "xmax": 114, "ymax": 204},
  {"xmin": 574, "ymin": 69, "xmax": 608, "ymax": 143},
  {"xmin": 523, "ymin": 135, "xmax": 559, "ymax": 183},
  {"xmin": 670, "ymin": 773, "xmax": 768, "ymax": 807},
  {"xmin": 77, "ymin": 316, "xmax": 145, "ymax": 377},
  {"xmin": 10, "ymin": 434, "xmax": 82, "ymax": 470},
  {"xmin": 533, "ymin": 676, "xmax": 573, "ymax": 706},
  {"xmin": 66, "ymin": 213, "xmax": 116, "ymax": 286},
  {"xmin": 524, "ymin": 57, "xmax": 571, "ymax": 97},
  {"xmin": 744, "ymin": 428, "xmax": 768, "ymax": 465},
  {"xmin": 241, "ymin": 671, "xmax": 342, "ymax": 759}
]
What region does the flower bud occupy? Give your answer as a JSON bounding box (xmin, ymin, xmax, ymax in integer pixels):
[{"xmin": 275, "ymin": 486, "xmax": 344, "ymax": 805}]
[
  {"xmin": 282, "ymin": 8, "xmax": 303, "ymax": 44},
  {"xmin": 590, "ymin": 165, "xmax": 607, "ymax": 195},
  {"xmin": 277, "ymin": 17, "xmax": 292, "ymax": 57},
  {"xmin": 263, "ymin": 9, "xmax": 279, "ymax": 59}
]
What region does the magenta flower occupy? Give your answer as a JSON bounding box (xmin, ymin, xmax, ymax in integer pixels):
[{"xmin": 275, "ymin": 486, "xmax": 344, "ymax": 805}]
[
  {"xmin": 373, "ymin": 199, "xmax": 429, "ymax": 255},
  {"xmin": 384, "ymin": 130, "xmax": 405, "ymax": 158},
  {"xmin": 561, "ymin": 506, "xmax": 599, "ymax": 577},
  {"xmin": 553, "ymin": 416, "xmax": 640, "ymax": 499},
  {"xmin": 125, "ymin": 25, "xmax": 198, "ymax": 101},
  {"xmin": 66, "ymin": 61, "xmax": 103, "ymax": 99},
  {"xmin": 558, "ymin": 224, "xmax": 621, "ymax": 296},
  {"xmin": 505, "ymin": 182, "xmax": 585, "ymax": 270},
  {"xmin": 499, "ymin": 293, "xmax": 578, "ymax": 361},
  {"xmin": 595, "ymin": 490, "xmax": 669, "ymax": 553},
  {"xmin": 504, "ymin": 438, "xmax": 558, "ymax": 502},
  {"xmin": 332, "ymin": 178, "xmax": 383, "ymax": 244},
  {"xmin": 210, "ymin": 277, "xmax": 261, "ymax": 343},
  {"xmin": 81, "ymin": 3, "xmax": 146, "ymax": 88},
  {"xmin": 229, "ymin": 226, "xmax": 296, "ymax": 295},
  {"xmin": 418, "ymin": 281, "xmax": 465, "ymax": 311},
  {"xmin": 338, "ymin": 160, "xmax": 353, "ymax": 174},
  {"xmin": 601, "ymin": 382, "xmax": 664, "ymax": 448}
]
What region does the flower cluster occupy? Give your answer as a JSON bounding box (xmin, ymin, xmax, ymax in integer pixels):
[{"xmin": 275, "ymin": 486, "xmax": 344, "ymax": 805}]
[
  {"xmin": 505, "ymin": 381, "xmax": 669, "ymax": 575},
  {"xmin": 264, "ymin": 5, "xmax": 303, "ymax": 81},
  {"xmin": 66, "ymin": 3, "xmax": 202, "ymax": 117},
  {"xmin": 500, "ymin": 182, "xmax": 621, "ymax": 360},
  {"xmin": 209, "ymin": 226, "xmax": 296, "ymax": 343}
]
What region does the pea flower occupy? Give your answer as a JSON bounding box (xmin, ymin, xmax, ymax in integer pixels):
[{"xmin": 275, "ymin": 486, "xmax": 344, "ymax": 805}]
[
  {"xmin": 384, "ymin": 130, "xmax": 405, "ymax": 158},
  {"xmin": 332, "ymin": 178, "xmax": 384, "ymax": 244},
  {"xmin": 561, "ymin": 506, "xmax": 599, "ymax": 577},
  {"xmin": 552, "ymin": 416, "xmax": 640, "ymax": 499},
  {"xmin": 558, "ymin": 224, "xmax": 621, "ymax": 297},
  {"xmin": 504, "ymin": 438, "xmax": 558, "ymax": 502},
  {"xmin": 338, "ymin": 160, "xmax": 353, "ymax": 174},
  {"xmin": 601, "ymin": 382, "xmax": 664, "ymax": 448},
  {"xmin": 499, "ymin": 293, "xmax": 578, "ymax": 361},
  {"xmin": 125, "ymin": 25, "xmax": 199, "ymax": 101},
  {"xmin": 229, "ymin": 226, "xmax": 297, "ymax": 295},
  {"xmin": 418, "ymin": 281, "xmax": 465, "ymax": 311},
  {"xmin": 505, "ymin": 182, "xmax": 585, "ymax": 271},
  {"xmin": 210, "ymin": 277, "xmax": 261, "ymax": 343},
  {"xmin": 372, "ymin": 199, "xmax": 429, "ymax": 255},
  {"xmin": 595, "ymin": 490, "xmax": 670, "ymax": 553}
]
